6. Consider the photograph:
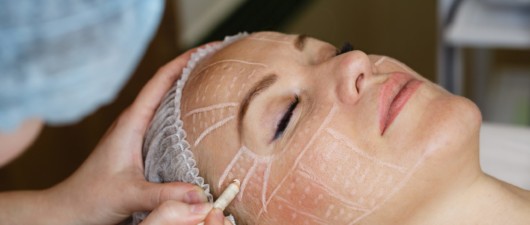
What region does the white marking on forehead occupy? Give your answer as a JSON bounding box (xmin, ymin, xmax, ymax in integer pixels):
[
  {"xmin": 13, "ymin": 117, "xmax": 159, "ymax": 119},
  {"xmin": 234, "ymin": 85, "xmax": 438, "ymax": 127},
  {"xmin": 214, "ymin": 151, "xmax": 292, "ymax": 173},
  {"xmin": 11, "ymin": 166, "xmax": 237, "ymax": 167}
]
[
  {"xmin": 195, "ymin": 59, "xmax": 268, "ymax": 75},
  {"xmin": 184, "ymin": 102, "xmax": 239, "ymax": 118},
  {"xmin": 194, "ymin": 115, "xmax": 235, "ymax": 147},
  {"xmin": 325, "ymin": 128, "xmax": 406, "ymax": 173},
  {"xmin": 263, "ymin": 105, "xmax": 338, "ymax": 213},
  {"xmin": 275, "ymin": 196, "xmax": 328, "ymax": 225},
  {"xmin": 247, "ymin": 37, "xmax": 292, "ymax": 45},
  {"xmin": 374, "ymin": 56, "xmax": 387, "ymax": 66}
]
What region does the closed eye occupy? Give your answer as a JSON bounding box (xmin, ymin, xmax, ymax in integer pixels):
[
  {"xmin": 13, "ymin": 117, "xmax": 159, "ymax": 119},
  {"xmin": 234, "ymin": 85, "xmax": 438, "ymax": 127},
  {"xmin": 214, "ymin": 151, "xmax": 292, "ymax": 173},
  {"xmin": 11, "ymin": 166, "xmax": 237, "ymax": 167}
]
[{"xmin": 273, "ymin": 96, "xmax": 299, "ymax": 140}]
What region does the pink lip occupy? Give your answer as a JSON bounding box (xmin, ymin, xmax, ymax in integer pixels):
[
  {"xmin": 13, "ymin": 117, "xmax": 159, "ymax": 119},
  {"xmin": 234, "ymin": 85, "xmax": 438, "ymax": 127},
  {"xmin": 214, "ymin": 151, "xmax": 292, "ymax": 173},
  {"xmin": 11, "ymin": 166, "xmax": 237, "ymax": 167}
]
[{"xmin": 378, "ymin": 72, "xmax": 422, "ymax": 135}]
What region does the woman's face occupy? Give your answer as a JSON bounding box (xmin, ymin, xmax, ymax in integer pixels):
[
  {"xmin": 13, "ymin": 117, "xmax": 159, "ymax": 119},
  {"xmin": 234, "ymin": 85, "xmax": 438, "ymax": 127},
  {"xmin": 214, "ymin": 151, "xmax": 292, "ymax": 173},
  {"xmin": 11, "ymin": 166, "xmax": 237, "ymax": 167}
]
[{"xmin": 180, "ymin": 32, "xmax": 481, "ymax": 224}]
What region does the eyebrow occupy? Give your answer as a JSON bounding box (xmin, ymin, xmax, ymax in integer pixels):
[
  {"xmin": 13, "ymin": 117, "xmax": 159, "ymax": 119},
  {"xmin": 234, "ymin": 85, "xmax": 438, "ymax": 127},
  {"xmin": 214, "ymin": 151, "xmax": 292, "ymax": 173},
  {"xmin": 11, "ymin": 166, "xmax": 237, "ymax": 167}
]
[
  {"xmin": 238, "ymin": 74, "xmax": 278, "ymax": 136},
  {"xmin": 294, "ymin": 34, "xmax": 307, "ymax": 51}
]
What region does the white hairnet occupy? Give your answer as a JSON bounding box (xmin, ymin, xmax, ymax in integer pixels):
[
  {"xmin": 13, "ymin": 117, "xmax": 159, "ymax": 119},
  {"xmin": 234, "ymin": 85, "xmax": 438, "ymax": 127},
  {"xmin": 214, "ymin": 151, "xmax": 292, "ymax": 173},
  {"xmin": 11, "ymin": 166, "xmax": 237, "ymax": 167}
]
[{"xmin": 131, "ymin": 33, "xmax": 248, "ymax": 224}]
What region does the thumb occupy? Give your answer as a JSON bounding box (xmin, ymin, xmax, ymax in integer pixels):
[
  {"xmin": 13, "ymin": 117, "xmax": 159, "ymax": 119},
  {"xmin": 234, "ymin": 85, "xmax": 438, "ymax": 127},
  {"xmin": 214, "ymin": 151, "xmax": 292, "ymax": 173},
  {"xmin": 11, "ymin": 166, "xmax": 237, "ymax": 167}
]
[
  {"xmin": 132, "ymin": 182, "xmax": 208, "ymax": 212},
  {"xmin": 203, "ymin": 208, "xmax": 231, "ymax": 225}
]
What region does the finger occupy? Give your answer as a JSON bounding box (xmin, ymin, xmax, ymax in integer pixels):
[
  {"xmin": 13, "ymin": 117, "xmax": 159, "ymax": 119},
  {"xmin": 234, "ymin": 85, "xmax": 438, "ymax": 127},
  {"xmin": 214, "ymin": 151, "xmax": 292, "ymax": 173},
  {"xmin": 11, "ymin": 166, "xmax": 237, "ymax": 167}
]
[
  {"xmin": 132, "ymin": 182, "xmax": 208, "ymax": 212},
  {"xmin": 203, "ymin": 208, "xmax": 226, "ymax": 225},
  {"xmin": 129, "ymin": 48, "xmax": 195, "ymax": 131},
  {"xmin": 140, "ymin": 201, "xmax": 212, "ymax": 225},
  {"xmin": 129, "ymin": 41, "xmax": 223, "ymax": 132}
]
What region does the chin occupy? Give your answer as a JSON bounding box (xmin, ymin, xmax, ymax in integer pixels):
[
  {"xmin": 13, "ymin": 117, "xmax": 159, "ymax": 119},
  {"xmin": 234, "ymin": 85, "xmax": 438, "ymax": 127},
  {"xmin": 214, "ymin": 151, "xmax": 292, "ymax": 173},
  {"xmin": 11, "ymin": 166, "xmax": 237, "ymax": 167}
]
[
  {"xmin": 393, "ymin": 81, "xmax": 482, "ymax": 158},
  {"xmin": 420, "ymin": 92, "xmax": 482, "ymax": 162}
]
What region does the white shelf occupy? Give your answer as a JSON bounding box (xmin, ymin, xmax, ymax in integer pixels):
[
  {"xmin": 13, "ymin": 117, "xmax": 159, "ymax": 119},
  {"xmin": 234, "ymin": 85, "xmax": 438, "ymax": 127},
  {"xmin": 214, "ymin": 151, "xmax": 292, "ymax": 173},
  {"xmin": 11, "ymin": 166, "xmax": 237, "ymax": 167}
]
[
  {"xmin": 445, "ymin": 0, "xmax": 530, "ymax": 48},
  {"xmin": 175, "ymin": 0, "xmax": 246, "ymax": 48}
]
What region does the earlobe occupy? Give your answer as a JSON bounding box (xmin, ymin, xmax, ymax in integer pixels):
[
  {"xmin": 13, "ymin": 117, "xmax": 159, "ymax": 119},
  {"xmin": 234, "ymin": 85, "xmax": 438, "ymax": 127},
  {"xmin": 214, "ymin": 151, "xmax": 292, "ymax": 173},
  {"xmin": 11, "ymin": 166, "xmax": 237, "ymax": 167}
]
[{"xmin": 0, "ymin": 118, "xmax": 43, "ymax": 167}]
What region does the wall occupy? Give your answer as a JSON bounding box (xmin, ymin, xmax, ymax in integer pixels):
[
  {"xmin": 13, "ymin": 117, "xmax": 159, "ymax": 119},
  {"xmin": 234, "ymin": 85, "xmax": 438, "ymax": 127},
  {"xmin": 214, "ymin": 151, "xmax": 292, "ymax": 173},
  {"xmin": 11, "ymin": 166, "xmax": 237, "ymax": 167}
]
[{"xmin": 284, "ymin": 0, "xmax": 436, "ymax": 81}]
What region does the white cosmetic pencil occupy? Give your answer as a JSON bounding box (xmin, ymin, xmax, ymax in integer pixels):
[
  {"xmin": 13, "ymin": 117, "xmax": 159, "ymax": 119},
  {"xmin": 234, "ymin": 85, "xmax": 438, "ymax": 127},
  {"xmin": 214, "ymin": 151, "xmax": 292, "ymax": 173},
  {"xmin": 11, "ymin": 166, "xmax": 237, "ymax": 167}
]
[{"xmin": 198, "ymin": 179, "xmax": 240, "ymax": 225}]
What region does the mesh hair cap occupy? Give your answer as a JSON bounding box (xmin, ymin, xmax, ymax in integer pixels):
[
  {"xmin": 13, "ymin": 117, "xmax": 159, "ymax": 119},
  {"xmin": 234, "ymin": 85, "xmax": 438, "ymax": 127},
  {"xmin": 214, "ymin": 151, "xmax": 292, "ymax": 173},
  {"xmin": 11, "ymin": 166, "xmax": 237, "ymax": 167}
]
[{"xmin": 131, "ymin": 33, "xmax": 248, "ymax": 224}]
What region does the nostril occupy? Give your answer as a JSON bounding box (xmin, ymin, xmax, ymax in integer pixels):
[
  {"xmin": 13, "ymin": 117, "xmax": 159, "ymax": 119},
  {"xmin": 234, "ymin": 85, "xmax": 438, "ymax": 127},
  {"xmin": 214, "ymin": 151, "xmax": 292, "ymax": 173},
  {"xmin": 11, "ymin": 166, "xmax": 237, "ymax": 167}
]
[{"xmin": 355, "ymin": 73, "xmax": 364, "ymax": 94}]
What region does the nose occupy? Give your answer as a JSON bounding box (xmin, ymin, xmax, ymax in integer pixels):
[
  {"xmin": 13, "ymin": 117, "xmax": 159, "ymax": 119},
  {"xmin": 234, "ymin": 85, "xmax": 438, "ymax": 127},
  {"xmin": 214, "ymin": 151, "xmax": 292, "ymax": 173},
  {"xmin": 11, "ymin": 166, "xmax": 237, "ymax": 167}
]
[{"xmin": 333, "ymin": 50, "xmax": 372, "ymax": 105}]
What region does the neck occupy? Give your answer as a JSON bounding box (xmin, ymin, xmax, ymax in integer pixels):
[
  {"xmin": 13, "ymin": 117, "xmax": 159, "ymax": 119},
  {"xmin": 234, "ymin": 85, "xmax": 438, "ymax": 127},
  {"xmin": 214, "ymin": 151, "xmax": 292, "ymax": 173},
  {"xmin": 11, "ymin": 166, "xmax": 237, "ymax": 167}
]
[{"xmin": 410, "ymin": 167, "xmax": 530, "ymax": 225}]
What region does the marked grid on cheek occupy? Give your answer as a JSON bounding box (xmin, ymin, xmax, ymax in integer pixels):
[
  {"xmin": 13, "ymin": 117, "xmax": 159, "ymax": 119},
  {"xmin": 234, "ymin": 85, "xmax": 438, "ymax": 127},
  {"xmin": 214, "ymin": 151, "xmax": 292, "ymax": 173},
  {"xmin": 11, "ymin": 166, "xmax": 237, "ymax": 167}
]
[
  {"xmin": 275, "ymin": 196, "xmax": 328, "ymax": 225},
  {"xmin": 249, "ymin": 99, "xmax": 429, "ymax": 225},
  {"xmin": 325, "ymin": 128, "xmax": 406, "ymax": 173},
  {"xmin": 258, "ymin": 104, "xmax": 339, "ymax": 219},
  {"xmin": 291, "ymin": 124, "xmax": 426, "ymax": 225}
]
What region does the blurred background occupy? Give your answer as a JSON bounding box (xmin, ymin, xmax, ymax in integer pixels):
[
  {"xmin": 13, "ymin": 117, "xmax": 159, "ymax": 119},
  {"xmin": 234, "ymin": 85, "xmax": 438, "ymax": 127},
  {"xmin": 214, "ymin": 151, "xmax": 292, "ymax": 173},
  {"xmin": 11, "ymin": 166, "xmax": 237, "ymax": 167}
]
[{"xmin": 1, "ymin": 0, "xmax": 528, "ymax": 190}]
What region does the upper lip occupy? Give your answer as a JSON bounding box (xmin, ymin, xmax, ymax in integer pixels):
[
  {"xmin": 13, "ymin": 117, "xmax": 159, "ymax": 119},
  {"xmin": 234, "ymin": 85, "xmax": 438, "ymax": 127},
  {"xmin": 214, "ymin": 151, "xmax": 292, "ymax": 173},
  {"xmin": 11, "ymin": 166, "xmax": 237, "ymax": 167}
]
[{"xmin": 378, "ymin": 73, "xmax": 418, "ymax": 135}]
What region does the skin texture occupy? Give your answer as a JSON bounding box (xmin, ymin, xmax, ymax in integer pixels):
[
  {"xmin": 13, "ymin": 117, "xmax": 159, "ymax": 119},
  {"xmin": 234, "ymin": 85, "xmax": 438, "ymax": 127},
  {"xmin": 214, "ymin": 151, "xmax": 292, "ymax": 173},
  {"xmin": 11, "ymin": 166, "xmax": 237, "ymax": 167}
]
[
  {"xmin": 0, "ymin": 118, "xmax": 43, "ymax": 167},
  {"xmin": 180, "ymin": 32, "xmax": 530, "ymax": 224},
  {"xmin": 0, "ymin": 48, "xmax": 229, "ymax": 225}
]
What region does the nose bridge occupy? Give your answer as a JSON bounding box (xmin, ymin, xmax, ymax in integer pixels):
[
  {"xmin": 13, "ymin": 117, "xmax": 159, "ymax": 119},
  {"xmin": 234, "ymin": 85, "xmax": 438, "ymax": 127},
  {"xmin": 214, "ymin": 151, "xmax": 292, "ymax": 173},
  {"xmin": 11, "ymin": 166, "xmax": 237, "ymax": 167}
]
[{"xmin": 334, "ymin": 50, "xmax": 372, "ymax": 104}]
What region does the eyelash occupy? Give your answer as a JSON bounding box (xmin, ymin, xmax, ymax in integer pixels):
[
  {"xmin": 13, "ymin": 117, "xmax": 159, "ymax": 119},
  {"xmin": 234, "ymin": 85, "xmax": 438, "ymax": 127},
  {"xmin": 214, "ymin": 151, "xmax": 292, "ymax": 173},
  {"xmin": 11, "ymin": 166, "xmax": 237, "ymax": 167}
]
[
  {"xmin": 336, "ymin": 42, "xmax": 354, "ymax": 56},
  {"xmin": 271, "ymin": 42, "xmax": 352, "ymax": 141},
  {"xmin": 273, "ymin": 96, "xmax": 299, "ymax": 140}
]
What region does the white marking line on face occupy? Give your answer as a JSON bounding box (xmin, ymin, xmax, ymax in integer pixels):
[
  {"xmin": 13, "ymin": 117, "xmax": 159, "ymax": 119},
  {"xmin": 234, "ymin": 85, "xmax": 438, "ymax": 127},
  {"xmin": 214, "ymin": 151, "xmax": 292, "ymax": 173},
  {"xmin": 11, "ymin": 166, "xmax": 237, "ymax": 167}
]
[
  {"xmin": 184, "ymin": 102, "xmax": 239, "ymax": 118},
  {"xmin": 347, "ymin": 153, "xmax": 427, "ymax": 225},
  {"xmin": 297, "ymin": 163, "xmax": 368, "ymax": 212},
  {"xmin": 260, "ymin": 105, "xmax": 338, "ymax": 217},
  {"xmin": 247, "ymin": 37, "xmax": 292, "ymax": 45},
  {"xmin": 385, "ymin": 57, "xmax": 414, "ymax": 74},
  {"xmin": 218, "ymin": 146, "xmax": 245, "ymax": 188},
  {"xmin": 218, "ymin": 145, "xmax": 271, "ymax": 189},
  {"xmin": 238, "ymin": 158, "xmax": 258, "ymax": 201},
  {"xmin": 374, "ymin": 56, "xmax": 387, "ymax": 66},
  {"xmin": 194, "ymin": 59, "xmax": 268, "ymax": 76},
  {"xmin": 261, "ymin": 160, "xmax": 273, "ymax": 212},
  {"xmin": 275, "ymin": 196, "xmax": 328, "ymax": 225},
  {"xmin": 194, "ymin": 115, "xmax": 235, "ymax": 147},
  {"xmin": 325, "ymin": 128, "xmax": 407, "ymax": 173}
]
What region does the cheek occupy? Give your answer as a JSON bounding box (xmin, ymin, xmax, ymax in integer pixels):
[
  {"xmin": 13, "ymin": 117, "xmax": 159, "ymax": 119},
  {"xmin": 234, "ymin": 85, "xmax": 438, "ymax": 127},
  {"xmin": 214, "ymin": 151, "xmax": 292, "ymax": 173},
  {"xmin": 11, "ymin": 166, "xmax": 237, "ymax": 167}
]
[{"xmin": 259, "ymin": 106, "xmax": 429, "ymax": 224}]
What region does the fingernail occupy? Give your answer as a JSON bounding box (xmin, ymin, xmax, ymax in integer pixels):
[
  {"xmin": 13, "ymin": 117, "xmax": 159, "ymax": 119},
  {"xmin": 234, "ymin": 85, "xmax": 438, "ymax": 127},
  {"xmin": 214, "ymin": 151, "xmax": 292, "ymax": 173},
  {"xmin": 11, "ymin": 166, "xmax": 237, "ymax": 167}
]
[
  {"xmin": 184, "ymin": 188, "xmax": 208, "ymax": 204},
  {"xmin": 190, "ymin": 203, "xmax": 212, "ymax": 214}
]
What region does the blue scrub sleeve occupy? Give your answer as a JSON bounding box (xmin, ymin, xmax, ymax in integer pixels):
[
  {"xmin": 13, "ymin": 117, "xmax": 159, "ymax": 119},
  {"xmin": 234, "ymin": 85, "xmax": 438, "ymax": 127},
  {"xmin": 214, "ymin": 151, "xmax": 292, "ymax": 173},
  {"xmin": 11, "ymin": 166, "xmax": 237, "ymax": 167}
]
[{"xmin": 0, "ymin": 0, "xmax": 164, "ymax": 131}]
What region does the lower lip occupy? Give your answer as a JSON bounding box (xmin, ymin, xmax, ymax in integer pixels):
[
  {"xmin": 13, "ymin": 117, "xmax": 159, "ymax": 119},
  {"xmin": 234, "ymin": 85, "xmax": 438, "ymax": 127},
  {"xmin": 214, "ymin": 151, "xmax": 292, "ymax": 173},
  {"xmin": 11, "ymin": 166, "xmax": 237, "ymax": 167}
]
[{"xmin": 379, "ymin": 74, "xmax": 422, "ymax": 135}]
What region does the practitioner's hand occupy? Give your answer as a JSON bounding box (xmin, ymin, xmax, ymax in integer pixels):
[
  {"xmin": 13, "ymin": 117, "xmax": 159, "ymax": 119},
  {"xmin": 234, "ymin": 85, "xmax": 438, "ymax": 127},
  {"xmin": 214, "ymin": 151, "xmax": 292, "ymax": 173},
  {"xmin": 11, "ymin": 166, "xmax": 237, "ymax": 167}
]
[
  {"xmin": 42, "ymin": 48, "xmax": 215, "ymax": 225},
  {"xmin": 140, "ymin": 204, "xmax": 233, "ymax": 225}
]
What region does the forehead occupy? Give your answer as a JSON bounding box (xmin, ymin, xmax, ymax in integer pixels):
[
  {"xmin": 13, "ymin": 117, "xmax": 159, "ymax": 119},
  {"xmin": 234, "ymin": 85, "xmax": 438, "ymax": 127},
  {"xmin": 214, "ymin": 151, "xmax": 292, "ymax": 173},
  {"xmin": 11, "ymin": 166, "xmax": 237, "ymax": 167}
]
[
  {"xmin": 181, "ymin": 32, "xmax": 297, "ymax": 108},
  {"xmin": 207, "ymin": 32, "xmax": 299, "ymax": 63}
]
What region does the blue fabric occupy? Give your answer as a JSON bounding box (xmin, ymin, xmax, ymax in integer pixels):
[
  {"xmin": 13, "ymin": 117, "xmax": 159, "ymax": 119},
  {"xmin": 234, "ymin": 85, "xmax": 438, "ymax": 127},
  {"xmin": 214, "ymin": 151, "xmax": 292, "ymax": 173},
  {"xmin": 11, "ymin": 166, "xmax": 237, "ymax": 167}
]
[{"xmin": 0, "ymin": 0, "xmax": 164, "ymax": 131}]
